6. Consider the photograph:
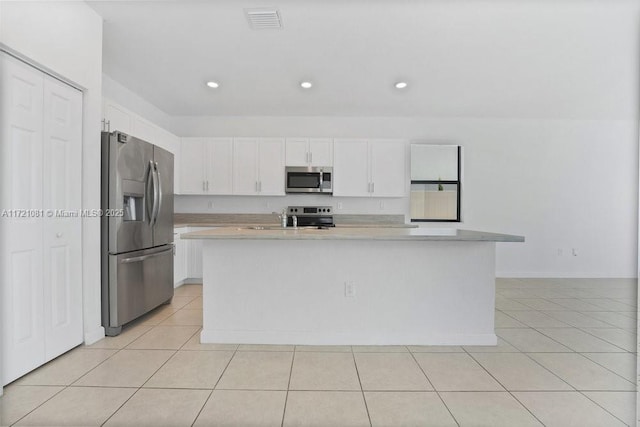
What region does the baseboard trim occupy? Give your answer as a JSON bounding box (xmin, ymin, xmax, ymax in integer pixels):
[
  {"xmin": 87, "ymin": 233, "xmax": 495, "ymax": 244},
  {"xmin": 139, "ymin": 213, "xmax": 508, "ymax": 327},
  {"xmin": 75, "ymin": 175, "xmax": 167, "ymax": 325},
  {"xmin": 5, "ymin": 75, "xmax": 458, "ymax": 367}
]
[{"xmin": 84, "ymin": 326, "xmax": 105, "ymax": 345}]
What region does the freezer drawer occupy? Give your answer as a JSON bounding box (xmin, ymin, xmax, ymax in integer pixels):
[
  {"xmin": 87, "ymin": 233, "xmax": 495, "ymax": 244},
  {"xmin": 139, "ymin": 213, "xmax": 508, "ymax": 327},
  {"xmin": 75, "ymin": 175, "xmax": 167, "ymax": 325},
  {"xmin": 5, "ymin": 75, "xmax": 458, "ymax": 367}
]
[{"xmin": 104, "ymin": 245, "xmax": 174, "ymax": 335}]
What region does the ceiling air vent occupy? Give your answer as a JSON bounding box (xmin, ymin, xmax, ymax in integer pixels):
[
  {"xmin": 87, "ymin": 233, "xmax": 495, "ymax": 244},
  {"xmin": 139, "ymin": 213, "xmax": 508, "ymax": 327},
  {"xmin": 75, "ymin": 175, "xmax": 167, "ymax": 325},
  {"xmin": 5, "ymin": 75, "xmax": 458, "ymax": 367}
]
[{"xmin": 245, "ymin": 8, "xmax": 282, "ymax": 30}]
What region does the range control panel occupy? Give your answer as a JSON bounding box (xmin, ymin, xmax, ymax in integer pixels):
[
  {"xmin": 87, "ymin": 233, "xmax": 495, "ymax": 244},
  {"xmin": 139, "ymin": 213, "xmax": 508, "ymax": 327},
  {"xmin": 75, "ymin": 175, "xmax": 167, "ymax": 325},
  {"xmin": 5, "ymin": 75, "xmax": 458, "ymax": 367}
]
[{"xmin": 287, "ymin": 206, "xmax": 332, "ymax": 216}]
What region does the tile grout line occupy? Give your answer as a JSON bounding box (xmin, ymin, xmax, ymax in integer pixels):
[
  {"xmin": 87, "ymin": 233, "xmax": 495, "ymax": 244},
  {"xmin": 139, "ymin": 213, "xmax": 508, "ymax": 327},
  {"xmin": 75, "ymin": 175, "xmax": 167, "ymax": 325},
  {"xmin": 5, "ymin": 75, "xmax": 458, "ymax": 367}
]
[
  {"xmin": 189, "ymin": 390, "xmax": 214, "ymax": 427},
  {"xmin": 408, "ymin": 349, "xmax": 460, "ymax": 427},
  {"xmin": 481, "ymin": 333, "xmax": 579, "ymax": 392},
  {"xmin": 529, "ymin": 323, "xmax": 631, "ymax": 354},
  {"xmin": 350, "ymin": 348, "xmax": 373, "ymax": 427},
  {"xmin": 97, "ymin": 297, "xmax": 200, "ymax": 427},
  {"xmin": 99, "ymin": 347, "xmax": 180, "ymax": 426},
  {"xmin": 461, "ymin": 346, "xmax": 547, "ymax": 426},
  {"xmin": 280, "ymin": 350, "xmax": 296, "ymax": 427},
  {"xmin": 8, "ymin": 385, "xmax": 67, "ymax": 426},
  {"xmin": 574, "ymin": 326, "xmax": 635, "ymax": 353},
  {"xmin": 190, "ymin": 343, "xmax": 239, "ymax": 427},
  {"xmin": 578, "ymin": 390, "xmax": 635, "ymax": 426}
]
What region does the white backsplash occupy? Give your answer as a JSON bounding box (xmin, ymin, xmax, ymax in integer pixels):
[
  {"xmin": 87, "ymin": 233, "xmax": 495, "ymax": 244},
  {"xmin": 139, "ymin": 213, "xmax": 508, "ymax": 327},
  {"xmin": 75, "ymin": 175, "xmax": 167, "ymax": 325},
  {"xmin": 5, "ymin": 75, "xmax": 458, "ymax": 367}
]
[{"xmin": 175, "ymin": 194, "xmax": 408, "ymax": 216}]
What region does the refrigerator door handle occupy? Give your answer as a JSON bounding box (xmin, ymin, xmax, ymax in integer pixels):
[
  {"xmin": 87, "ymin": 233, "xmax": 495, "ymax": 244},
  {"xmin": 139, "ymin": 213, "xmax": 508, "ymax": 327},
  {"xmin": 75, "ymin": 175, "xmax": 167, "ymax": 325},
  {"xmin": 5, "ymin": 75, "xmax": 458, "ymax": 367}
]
[
  {"xmin": 154, "ymin": 161, "xmax": 162, "ymax": 226},
  {"xmin": 145, "ymin": 160, "xmax": 155, "ymax": 226},
  {"xmin": 149, "ymin": 161, "xmax": 160, "ymax": 227},
  {"xmin": 121, "ymin": 246, "xmax": 173, "ymax": 264}
]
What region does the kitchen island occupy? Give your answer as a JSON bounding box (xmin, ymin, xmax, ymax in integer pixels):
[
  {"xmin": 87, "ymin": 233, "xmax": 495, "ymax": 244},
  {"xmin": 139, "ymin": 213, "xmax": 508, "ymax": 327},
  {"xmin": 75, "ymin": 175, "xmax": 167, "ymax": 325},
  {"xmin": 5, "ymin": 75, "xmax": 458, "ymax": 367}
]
[{"xmin": 182, "ymin": 227, "xmax": 524, "ymax": 346}]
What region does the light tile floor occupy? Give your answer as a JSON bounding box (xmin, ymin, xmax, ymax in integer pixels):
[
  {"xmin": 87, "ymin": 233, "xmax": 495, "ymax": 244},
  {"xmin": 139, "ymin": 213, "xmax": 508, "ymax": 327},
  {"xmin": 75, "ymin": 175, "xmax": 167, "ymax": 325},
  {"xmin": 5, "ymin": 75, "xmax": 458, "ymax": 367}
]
[{"xmin": 0, "ymin": 279, "xmax": 636, "ymax": 426}]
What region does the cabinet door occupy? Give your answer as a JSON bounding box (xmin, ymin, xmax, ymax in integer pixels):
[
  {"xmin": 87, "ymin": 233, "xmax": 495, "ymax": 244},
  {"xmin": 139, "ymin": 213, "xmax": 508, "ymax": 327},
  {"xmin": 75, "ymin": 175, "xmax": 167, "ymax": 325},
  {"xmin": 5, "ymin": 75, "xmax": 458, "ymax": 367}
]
[
  {"xmin": 103, "ymin": 99, "xmax": 133, "ymax": 134},
  {"xmin": 207, "ymin": 138, "xmax": 233, "ymax": 194},
  {"xmin": 1, "ymin": 53, "xmax": 46, "ymax": 384},
  {"xmin": 333, "ymin": 139, "xmax": 370, "ymax": 197},
  {"xmin": 187, "ymin": 227, "xmax": 210, "ymax": 280},
  {"xmin": 309, "ymin": 138, "xmax": 333, "ymax": 166},
  {"xmin": 42, "ymin": 75, "xmax": 83, "ymax": 361},
  {"xmin": 233, "ymin": 138, "xmax": 259, "ymax": 195},
  {"xmin": 173, "ymin": 228, "xmax": 187, "ymax": 286},
  {"xmin": 370, "ymin": 140, "xmax": 406, "ymax": 197},
  {"xmin": 180, "ymin": 138, "xmax": 206, "ymax": 194},
  {"xmin": 258, "ymin": 138, "xmax": 285, "ymax": 195},
  {"xmin": 285, "ymin": 138, "xmax": 309, "ymax": 166}
]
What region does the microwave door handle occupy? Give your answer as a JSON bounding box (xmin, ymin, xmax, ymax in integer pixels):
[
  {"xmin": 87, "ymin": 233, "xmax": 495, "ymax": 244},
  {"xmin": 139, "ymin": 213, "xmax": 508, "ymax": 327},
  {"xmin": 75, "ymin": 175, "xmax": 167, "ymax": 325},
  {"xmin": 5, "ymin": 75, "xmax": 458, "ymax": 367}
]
[
  {"xmin": 319, "ymin": 171, "xmax": 323, "ymax": 192},
  {"xmin": 154, "ymin": 161, "xmax": 162, "ymax": 225}
]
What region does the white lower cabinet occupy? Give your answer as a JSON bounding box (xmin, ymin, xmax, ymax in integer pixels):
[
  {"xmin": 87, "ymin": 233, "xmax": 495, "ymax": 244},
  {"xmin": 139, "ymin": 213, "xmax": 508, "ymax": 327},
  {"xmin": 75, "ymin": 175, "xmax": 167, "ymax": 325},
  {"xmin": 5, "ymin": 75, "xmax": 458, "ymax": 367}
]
[
  {"xmin": 187, "ymin": 227, "xmax": 211, "ymax": 280},
  {"xmin": 173, "ymin": 227, "xmax": 188, "ymax": 286},
  {"xmin": 1, "ymin": 53, "xmax": 83, "ymax": 385},
  {"xmin": 175, "ymin": 227, "xmax": 211, "ymax": 282}
]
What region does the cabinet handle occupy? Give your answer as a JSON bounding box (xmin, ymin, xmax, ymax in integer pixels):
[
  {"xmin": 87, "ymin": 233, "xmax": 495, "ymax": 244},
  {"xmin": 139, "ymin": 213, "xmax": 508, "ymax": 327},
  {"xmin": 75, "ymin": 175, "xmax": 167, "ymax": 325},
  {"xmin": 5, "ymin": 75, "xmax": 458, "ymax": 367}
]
[
  {"xmin": 371, "ymin": 182, "xmax": 375, "ymax": 193},
  {"xmin": 259, "ymin": 181, "xmax": 262, "ymax": 192},
  {"xmin": 206, "ymin": 180, "xmax": 209, "ymax": 191},
  {"xmin": 310, "ymin": 152, "xmax": 313, "ymax": 164},
  {"xmin": 202, "ymin": 181, "xmax": 205, "ymax": 192}
]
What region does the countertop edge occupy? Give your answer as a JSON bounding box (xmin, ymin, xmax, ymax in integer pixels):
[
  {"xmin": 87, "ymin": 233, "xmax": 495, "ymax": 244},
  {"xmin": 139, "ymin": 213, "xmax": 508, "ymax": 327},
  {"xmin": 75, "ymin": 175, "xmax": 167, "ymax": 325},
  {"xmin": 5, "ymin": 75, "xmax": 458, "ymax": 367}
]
[{"xmin": 180, "ymin": 227, "xmax": 525, "ymax": 243}]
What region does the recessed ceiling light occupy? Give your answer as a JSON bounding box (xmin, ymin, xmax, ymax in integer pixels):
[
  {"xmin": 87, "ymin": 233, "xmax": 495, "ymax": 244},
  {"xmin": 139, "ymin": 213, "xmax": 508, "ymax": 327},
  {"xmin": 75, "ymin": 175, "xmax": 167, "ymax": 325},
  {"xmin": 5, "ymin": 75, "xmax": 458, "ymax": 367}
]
[
  {"xmin": 300, "ymin": 81, "xmax": 313, "ymax": 89},
  {"xmin": 206, "ymin": 81, "xmax": 219, "ymax": 89},
  {"xmin": 395, "ymin": 82, "xmax": 408, "ymax": 89}
]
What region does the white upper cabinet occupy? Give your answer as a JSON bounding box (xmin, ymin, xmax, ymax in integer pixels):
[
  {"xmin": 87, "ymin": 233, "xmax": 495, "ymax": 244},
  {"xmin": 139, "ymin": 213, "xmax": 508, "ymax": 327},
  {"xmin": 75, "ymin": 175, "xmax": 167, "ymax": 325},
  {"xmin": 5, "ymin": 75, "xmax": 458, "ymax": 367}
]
[
  {"xmin": 180, "ymin": 138, "xmax": 207, "ymax": 194},
  {"xmin": 233, "ymin": 138, "xmax": 285, "ymax": 195},
  {"xmin": 285, "ymin": 138, "xmax": 333, "ymax": 166},
  {"xmin": 232, "ymin": 138, "xmax": 259, "ymax": 195},
  {"xmin": 333, "ymin": 139, "xmax": 370, "ymax": 196},
  {"xmin": 333, "ymin": 139, "xmax": 406, "ymax": 197},
  {"xmin": 370, "ymin": 140, "xmax": 406, "ymax": 197},
  {"xmin": 180, "ymin": 138, "xmax": 233, "ymax": 195}
]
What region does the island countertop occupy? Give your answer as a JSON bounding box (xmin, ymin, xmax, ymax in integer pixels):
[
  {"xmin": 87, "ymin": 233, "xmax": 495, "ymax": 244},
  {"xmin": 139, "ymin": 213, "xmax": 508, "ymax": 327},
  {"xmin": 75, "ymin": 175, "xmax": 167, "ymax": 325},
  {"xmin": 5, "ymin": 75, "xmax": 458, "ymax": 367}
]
[{"xmin": 182, "ymin": 226, "xmax": 524, "ymax": 242}]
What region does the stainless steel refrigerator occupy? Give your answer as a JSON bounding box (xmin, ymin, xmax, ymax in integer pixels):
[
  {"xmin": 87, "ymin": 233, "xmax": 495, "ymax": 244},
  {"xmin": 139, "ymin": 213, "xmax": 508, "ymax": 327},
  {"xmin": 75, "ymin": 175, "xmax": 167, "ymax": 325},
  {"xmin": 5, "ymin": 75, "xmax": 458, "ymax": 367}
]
[{"xmin": 101, "ymin": 131, "xmax": 174, "ymax": 336}]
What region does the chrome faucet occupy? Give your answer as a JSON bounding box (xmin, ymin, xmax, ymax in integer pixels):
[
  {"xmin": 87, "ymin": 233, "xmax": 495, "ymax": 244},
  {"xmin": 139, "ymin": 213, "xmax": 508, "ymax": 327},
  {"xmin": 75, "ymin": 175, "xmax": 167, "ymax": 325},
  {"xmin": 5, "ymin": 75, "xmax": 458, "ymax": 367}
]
[{"xmin": 272, "ymin": 209, "xmax": 287, "ymax": 228}]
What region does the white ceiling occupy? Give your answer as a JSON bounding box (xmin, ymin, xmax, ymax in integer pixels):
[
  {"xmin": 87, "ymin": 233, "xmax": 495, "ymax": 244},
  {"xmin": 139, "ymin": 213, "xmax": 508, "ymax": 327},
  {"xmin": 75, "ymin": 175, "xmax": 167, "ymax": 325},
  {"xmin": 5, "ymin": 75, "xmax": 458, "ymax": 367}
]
[{"xmin": 89, "ymin": 0, "xmax": 639, "ymax": 119}]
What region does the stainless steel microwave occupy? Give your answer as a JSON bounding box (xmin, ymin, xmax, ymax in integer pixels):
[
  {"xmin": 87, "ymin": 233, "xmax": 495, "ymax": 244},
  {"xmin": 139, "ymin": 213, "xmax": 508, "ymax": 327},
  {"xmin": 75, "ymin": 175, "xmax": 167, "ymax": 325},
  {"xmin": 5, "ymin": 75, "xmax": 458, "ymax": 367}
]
[{"xmin": 285, "ymin": 166, "xmax": 333, "ymax": 194}]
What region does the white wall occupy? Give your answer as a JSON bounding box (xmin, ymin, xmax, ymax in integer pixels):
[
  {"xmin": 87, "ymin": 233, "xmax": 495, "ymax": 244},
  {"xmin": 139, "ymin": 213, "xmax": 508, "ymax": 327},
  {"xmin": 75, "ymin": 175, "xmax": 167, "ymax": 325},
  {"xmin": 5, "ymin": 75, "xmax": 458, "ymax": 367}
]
[
  {"xmin": 172, "ymin": 116, "xmax": 638, "ymax": 278},
  {"xmin": 0, "ymin": 1, "xmax": 105, "ymax": 344}
]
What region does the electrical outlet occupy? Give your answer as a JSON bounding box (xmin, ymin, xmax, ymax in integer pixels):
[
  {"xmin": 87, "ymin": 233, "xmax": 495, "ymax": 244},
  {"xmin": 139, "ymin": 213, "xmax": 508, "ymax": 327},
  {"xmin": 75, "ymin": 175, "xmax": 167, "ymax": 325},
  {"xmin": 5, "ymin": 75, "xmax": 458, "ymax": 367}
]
[
  {"xmin": 207, "ymin": 201, "xmax": 214, "ymax": 209},
  {"xmin": 571, "ymin": 248, "xmax": 578, "ymax": 257},
  {"xmin": 379, "ymin": 201, "xmax": 385, "ymax": 210},
  {"xmin": 337, "ymin": 202, "xmax": 343, "ymax": 210},
  {"xmin": 345, "ymin": 282, "xmax": 356, "ymax": 297}
]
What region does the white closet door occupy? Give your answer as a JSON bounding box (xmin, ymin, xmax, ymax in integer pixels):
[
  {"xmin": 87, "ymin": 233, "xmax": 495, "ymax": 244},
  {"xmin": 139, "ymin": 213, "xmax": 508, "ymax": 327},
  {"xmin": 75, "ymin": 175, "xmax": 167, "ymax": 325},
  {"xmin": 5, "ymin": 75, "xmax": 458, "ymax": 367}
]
[
  {"xmin": 42, "ymin": 75, "xmax": 83, "ymax": 360},
  {"xmin": 0, "ymin": 54, "xmax": 46, "ymax": 383}
]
